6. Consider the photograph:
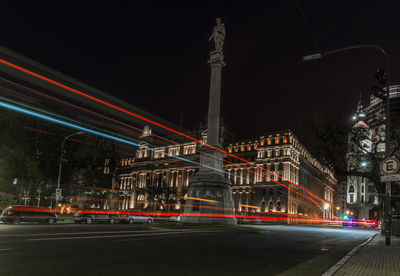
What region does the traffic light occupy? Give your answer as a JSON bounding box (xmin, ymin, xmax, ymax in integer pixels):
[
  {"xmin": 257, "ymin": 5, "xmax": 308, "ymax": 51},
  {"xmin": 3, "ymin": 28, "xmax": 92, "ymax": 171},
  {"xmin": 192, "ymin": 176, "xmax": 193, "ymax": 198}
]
[
  {"xmin": 343, "ymin": 215, "xmax": 349, "ymax": 220},
  {"xmin": 372, "ymin": 68, "xmax": 388, "ymax": 100}
]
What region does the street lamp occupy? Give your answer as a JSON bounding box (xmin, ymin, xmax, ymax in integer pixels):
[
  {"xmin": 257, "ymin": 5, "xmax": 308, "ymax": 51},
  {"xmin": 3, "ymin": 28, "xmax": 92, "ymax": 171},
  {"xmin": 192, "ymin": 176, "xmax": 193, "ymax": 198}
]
[
  {"xmin": 303, "ymin": 44, "xmax": 392, "ymax": 245},
  {"xmin": 56, "ymin": 131, "xmax": 84, "ymax": 209}
]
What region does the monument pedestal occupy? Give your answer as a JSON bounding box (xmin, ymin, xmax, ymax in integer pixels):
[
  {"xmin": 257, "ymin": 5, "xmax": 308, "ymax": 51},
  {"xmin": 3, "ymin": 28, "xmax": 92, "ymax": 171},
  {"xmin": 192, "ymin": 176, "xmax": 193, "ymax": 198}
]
[{"xmin": 181, "ymin": 146, "xmax": 236, "ymax": 224}]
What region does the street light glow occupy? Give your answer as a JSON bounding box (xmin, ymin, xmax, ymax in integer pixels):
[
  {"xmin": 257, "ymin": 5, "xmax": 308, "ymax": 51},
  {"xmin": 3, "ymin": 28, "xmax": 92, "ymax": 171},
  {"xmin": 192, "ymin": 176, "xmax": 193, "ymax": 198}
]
[{"xmin": 323, "ymin": 203, "xmax": 330, "ymax": 210}]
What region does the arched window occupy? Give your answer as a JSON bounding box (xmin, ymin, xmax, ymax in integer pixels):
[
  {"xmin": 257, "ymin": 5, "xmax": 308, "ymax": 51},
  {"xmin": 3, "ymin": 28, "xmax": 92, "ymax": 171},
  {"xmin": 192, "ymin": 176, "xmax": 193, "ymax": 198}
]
[
  {"xmin": 276, "ymin": 200, "xmax": 281, "ymax": 211},
  {"xmin": 261, "ymin": 201, "xmax": 266, "ymax": 212},
  {"xmin": 268, "ymin": 200, "xmax": 274, "ymax": 212}
]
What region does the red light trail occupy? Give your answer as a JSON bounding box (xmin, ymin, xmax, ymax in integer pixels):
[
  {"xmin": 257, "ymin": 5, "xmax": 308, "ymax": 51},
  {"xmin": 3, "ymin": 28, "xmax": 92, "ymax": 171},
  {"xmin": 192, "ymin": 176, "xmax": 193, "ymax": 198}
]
[{"xmin": 0, "ymin": 58, "xmax": 327, "ymax": 211}]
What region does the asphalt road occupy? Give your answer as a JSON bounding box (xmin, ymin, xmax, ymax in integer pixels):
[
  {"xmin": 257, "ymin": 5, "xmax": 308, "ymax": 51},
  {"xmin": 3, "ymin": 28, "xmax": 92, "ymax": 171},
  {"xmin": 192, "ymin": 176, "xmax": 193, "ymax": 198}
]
[{"xmin": 0, "ymin": 222, "xmax": 377, "ymax": 276}]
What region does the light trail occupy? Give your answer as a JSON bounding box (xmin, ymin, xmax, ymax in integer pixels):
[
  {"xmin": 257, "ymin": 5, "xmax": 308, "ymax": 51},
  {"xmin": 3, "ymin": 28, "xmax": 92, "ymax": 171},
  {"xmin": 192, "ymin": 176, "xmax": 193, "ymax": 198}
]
[
  {"xmin": 178, "ymin": 196, "xmax": 219, "ymax": 203},
  {"xmin": 0, "ymin": 74, "xmax": 320, "ymax": 211},
  {"xmin": 0, "ymin": 58, "xmax": 326, "ymax": 205},
  {"xmin": 1, "ymin": 97, "xmax": 297, "ymax": 208},
  {"xmin": 0, "ymin": 96, "xmax": 325, "ymax": 214},
  {"xmin": 0, "ymin": 99, "xmax": 227, "ymax": 177},
  {"xmin": 4, "ymin": 205, "xmax": 346, "ymax": 224},
  {"xmin": 240, "ymin": 204, "xmax": 258, "ymax": 209}
]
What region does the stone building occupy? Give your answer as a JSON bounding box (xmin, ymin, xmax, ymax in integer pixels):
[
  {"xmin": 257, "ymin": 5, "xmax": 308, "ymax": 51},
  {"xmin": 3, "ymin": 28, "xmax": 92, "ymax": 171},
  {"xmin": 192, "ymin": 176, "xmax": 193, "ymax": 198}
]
[
  {"xmin": 346, "ymin": 86, "xmax": 400, "ymax": 223},
  {"xmin": 115, "ymin": 127, "xmax": 336, "ymax": 219},
  {"xmin": 346, "ymin": 98, "xmax": 379, "ymax": 220}
]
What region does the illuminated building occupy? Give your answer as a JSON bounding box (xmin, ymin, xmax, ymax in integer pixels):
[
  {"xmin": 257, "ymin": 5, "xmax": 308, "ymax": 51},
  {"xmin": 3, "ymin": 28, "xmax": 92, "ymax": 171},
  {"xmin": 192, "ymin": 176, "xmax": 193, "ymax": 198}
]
[
  {"xmin": 346, "ymin": 98, "xmax": 379, "ymax": 220},
  {"xmin": 365, "ymin": 85, "xmax": 400, "ymax": 154},
  {"xmin": 115, "ymin": 127, "xmax": 336, "ymax": 219}
]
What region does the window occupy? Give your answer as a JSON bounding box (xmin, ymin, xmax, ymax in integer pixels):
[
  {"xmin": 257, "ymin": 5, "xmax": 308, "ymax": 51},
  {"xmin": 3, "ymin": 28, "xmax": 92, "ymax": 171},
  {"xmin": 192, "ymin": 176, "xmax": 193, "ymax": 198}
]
[
  {"xmin": 154, "ymin": 149, "xmax": 165, "ymax": 159},
  {"xmin": 267, "ymin": 137, "xmax": 272, "ymax": 145},
  {"xmin": 275, "ymin": 136, "xmax": 280, "ymax": 144},
  {"xmin": 361, "ymin": 185, "xmax": 364, "ymax": 193},
  {"xmin": 361, "ymin": 195, "xmax": 364, "ymax": 203},
  {"xmin": 350, "ymin": 194, "xmax": 354, "ymax": 203},
  {"xmin": 138, "ymin": 174, "xmax": 146, "ymax": 188},
  {"xmin": 168, "ymin": 147, "xmax": 180, "ymax": 156},
  {"xmin": 349, "ymin": 185, "xmax": 354, "ymax": 193},
  {"xmin": 183, "ymin": 144, "xmax": 196, "ymax": 155},
  {"xmin": 137, "ymin": 147, "xmax": 148, "ymax": 158}
]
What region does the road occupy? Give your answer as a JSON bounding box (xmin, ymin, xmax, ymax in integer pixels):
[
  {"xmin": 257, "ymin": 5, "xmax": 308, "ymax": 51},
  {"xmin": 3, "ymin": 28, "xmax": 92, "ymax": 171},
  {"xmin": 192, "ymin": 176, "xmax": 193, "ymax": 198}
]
[{"xmin": 0, "ymin": 222, "xmax": 377, "ymax": 276}]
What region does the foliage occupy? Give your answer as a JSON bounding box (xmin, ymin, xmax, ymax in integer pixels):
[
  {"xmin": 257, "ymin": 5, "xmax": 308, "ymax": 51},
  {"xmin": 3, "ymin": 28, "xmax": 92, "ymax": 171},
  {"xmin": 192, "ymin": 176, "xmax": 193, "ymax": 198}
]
[
  {"xmin": 300, "ymin": 113, "xmax": 395, "ymax": 195},
  {"xmin": 77, "ymin": 132, "xmax": 119, "ymax": 208},
  {"xmin": 0, "ymin": 109, "xmax": 86, "ymax": 205},
  {"xmin": 0, "ymin": 192, "xmax": 16, "ymax": 205}
]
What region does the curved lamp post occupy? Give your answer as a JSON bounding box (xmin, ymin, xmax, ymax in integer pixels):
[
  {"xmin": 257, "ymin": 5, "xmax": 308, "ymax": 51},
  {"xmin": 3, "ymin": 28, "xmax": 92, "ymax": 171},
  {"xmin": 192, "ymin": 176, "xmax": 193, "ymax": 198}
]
[
  {"xmin": 303, "ymin": 44, "xmax": 392, "ymax": 245},
  {"xmin": 56, "ymin": 131, "xmax": 84, "ymax": 209}
]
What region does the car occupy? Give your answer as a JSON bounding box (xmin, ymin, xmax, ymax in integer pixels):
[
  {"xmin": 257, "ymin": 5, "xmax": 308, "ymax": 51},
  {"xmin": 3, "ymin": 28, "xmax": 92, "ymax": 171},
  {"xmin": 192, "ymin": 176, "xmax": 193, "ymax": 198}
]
[
  {"xmin": 0, "ymin": 205, "xmax": 58, "ymax": 224},
  {"xmin": 73, "ymin": 210, "xmax": 113, "ymax": 224},
  {"xmin": 112, "ymin": 214, "xmax": 154, "ymax": 224},
  {"xmin": 237, "ymin": 217, "xmax": 252, "ymax": 224},
  {"xmin": 168, "ymin": 215, "xmax": 181, "ymax": 222}
]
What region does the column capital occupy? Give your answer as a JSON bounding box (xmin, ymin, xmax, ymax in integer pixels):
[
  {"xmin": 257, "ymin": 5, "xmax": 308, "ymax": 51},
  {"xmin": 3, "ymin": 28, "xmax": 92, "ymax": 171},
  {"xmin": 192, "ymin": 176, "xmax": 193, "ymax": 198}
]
[{"xmin": 208, "ymin": 50, "xmax": 225, "ymax": 67}]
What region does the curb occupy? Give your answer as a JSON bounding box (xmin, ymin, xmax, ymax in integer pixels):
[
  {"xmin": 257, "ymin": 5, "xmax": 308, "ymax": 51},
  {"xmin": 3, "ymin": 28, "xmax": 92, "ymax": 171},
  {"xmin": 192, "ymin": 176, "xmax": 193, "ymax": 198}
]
[{"xmin": 321, "ymin": 233, "xmax": 378, "ymax": 276}]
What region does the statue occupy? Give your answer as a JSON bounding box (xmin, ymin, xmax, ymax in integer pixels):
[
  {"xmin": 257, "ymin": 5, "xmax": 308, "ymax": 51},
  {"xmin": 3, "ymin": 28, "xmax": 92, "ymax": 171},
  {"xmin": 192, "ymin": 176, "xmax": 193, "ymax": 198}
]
[{"xmin": 209, "ymin": 18, "xmax": 225, "ymax": 51}]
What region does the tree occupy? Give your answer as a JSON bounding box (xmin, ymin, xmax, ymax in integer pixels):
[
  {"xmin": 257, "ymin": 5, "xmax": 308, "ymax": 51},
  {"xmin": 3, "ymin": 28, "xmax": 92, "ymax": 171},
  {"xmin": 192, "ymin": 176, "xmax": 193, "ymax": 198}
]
[
  {"xmin": 0, "ymin": 192, "xmax": 16, "ymax": 205},
  {"xmin": 300, "ymin": 113, "xmax": 394, "ymax": 196},
  {"xmin": 77, "ymin": 134, "xmax": 119, "ymax": 209},
  {"xmin": 0, "ymin": 109, "xmax": 83, "ymax": 206}
]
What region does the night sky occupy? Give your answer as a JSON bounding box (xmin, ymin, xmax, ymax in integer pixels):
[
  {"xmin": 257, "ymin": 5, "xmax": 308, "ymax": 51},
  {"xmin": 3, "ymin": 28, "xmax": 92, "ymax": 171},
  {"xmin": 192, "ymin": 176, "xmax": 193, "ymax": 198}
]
[{"xmin": 1, "ymin": 1, "xmax": 400, "ymax": 141}]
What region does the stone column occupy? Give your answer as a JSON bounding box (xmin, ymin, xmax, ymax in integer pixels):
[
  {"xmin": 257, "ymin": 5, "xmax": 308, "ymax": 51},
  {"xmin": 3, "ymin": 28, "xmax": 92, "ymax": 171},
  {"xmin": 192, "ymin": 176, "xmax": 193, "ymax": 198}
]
[
  {"xmin": 181, "ymin": 19, "xmax": 235, "ymax": 224},
  {"xmin": 198, "ymin": 50, "xmax": 225, "ymax": 176}
]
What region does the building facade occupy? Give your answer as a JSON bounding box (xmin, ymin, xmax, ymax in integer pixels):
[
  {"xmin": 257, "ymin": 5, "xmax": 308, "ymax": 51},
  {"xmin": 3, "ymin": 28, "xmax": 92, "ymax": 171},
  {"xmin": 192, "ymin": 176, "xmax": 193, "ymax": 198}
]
[
  {"xmin": 114, "ymin": 127, "xmax": 336, "ymax": 220},
  {"xmin": 346, "ymin": 96, "xmax": 382, "ymax": 220}
]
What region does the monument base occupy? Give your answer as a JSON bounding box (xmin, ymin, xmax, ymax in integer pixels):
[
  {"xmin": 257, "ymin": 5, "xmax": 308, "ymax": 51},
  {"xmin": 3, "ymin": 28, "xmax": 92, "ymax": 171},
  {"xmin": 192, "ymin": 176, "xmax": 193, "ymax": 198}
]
[{"xmin": 180, "ymin": 172, "xmax": 236, "ymax": 224}]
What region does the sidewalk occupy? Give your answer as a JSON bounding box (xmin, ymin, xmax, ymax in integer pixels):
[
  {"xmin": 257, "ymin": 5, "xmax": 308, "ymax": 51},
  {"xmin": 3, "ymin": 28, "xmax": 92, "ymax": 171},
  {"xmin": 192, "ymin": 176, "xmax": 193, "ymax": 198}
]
[{"xmin": 333, "ymin": 234, "xmax": 400, "ymax": 276}]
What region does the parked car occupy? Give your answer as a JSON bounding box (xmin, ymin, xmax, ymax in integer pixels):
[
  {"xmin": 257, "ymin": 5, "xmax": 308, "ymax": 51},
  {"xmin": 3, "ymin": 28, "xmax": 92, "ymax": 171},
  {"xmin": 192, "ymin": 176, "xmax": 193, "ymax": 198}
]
[
  {"xmin": 73, "ymin": 210, "xmax": 113, "ymax": 224},
  {"xmin": 237, "ymin": 217, "xmax": 252, "ymax": 224},
  {"xmin": 112, "ymin": 214, "xmax": 154, "ymax": 224},
  {"xmin": 168, "ymin": 215, "xmax": 181, "ymax": 222},
  {"xmin": 0, "ymin": 205, "xmax": 58, "ymax": 224}
]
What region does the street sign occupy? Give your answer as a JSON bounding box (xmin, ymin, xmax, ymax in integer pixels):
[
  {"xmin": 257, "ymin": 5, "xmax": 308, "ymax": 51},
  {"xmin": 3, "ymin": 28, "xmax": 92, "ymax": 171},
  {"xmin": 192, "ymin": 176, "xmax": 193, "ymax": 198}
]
[
  {"xmin": 381, "ymin": 174, "xmax": 400, "ymax": 182},
  {"xmin": 55, "ymin": 188, "xmax": 62, "ymax": 198},
  {"xmin": 380, "ymin": 157, "xmax": 400, "ymax": 175}
]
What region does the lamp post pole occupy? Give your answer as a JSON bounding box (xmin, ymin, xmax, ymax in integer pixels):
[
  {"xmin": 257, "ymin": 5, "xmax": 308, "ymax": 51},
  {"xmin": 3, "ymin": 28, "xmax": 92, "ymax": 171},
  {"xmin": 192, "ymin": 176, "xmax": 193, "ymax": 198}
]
[
  {"xmin": 56, "ymin": 131, "xmax": 84, "ymax": 210},
  {"xmin": 303, "ymin": 44, "xmax": 391, "ymax": 245}
]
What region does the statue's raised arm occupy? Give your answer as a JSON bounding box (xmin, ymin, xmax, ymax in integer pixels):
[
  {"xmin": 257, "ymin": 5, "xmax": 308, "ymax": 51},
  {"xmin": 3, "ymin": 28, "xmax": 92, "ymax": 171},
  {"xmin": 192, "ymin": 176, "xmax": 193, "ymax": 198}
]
[{"xmin": 209, "ymin": 18, "xmax": 225, "ymax": 52}]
